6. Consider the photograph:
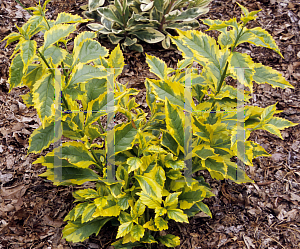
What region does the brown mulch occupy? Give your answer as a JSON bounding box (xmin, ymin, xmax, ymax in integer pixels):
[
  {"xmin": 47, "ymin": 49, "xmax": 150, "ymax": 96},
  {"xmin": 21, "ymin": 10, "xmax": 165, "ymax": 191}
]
[{"xmin": 0, "ymin": 0, "xmax": 300, "ymax": 248}]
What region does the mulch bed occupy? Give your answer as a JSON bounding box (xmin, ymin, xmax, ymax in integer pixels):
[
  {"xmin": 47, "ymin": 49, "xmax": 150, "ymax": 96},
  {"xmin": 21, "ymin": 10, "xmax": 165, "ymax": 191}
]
[{"xmin": 0, "ymin": 0, "xmax": 299, "ymax": 248}]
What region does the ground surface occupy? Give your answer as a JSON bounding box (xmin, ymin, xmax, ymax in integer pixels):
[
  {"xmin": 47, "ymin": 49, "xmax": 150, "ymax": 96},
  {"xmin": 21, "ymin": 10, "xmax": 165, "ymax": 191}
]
[{"xmin": 0, "ymin": 0, "xmax": 300, "ymax": 248}]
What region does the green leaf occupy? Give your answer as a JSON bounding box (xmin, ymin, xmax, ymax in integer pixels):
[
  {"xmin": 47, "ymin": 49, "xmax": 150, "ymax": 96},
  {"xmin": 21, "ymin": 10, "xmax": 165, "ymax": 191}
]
[
  {"xmin": 97, "ymin": 6, "xmax": 123, "ymax": 26},
  {"xmin": 154, "ymin": 217, "xmax": 168, "ymax": 230},
  {"xmin": 89, "ymin": 0, "xmax": 105, "ymax": 11},
  {"xmin": 114, "ymin": 122, "xmax": 138, "ymax": 154},
  {"xmin": 28, "ymin": 118, "xmax": 61, "ymax": 153},
  {"xmin": 196, "ymin": 202, "xmax": 212, "ymax": 217},
  {"xmin": 165, "ymin": 99, "xmax": 185, "ymax": 150},
  {"xmin": 74, "ymin": 31, "xmax": 97, "ymax": 50},
  {"xmin": 202, "ymin": 156, "xmax": 226, "ymax": 177},
  {"xmin": 166, "ymin": 7, "xmax": 208, "ymax": 22},
  {"xmin": 147, "ymin": 78, "xmax": 185, "ymax": 108},
  {"xmin": 130, "ymin": 28, "xmax": 165, "ymax": 43},
  {"xmin": 44, "ymin": 24, "xmax": 77, "ymax": 50},
  {"xmin": 43, "ymin": 45, "xmax": 68, "ymax": 66},
  {"xmin": 130, "ymin": 225, "xmax": 145, "ymax": 241},
  {"xmin": 266, "ymin": 117, "xmax": 297, "ymax": 130},
  {"xmin": 158, "ymin": 234, "xmax": 180, "ymax": 247},
  {"xmin": 161, "ymin": 131, "xmax": 179, "ymax": 155},
  {"xmin": 50, "ymin": 141, "xmax": 96, "ymax": 168},
  {"xmin": 165, "ymin": 160, "xmax": 184, "ymax": 170},
  {"xmin": 176, "ymin": 29, "xmax": 220, "ymax": 67},
  {"xmin": 55, "ymin": 13, "xmax": 87, "ymax": 24},
  {"xmin": 127, "ymin": 157, "xmax": 143, "ymax": 173},
  {"xmin": 164, "ymin": 192, "xmax": 180, "ymax": 208},
  {"xmin": 32, "ymin": 73, "xmax": 55, "ymax": 128},
  {"xmin": 132, "ymin": 199, "xmax": 146, "ymax": 218},
  {"xmin": 248, "ymin": 27, "xmax": 282, "ymax": 57},
  {"xmin": 170, "ymin": 36, "xmax": 194, "ymax": 59},
  {"xmin": 145, "ymin": 53, "xmax": 167, "ymax": 80},
  {"xmin": 179, "ymin": 190, "xmax": 204, "ymax": 209},
  {"xmin": 260, "ymin": 103, "xmax": 276, "ymax": 123},
  {"xmin": 2, "ymin": 32, "xmax": 22, "ymax": 48},
  {"xmin": 116, "ymin": 221, "xmax": 134, "ymax": 238},
  {"xmin": 253, "ymin": 63, "xmax": 294, "ymax": 89},
  {"xmin": 66, "ymin": 64, "xmax": 107, "ymax": 99},
  {"xmin": 85, "ymin": 93, "xmax": 107, "ymax": 127},
  {"xmin": 8, "ymin": 53, "xmax": 24, "ymax": 91},
  {"xmin": 135, "ymin": 175, "xmax": 162, "ymax": 199},
  {"xmin": 73, "ymin": 38, "xmax": 108, "ymax": 65},
  {"xmin": 82, "ymin": 203, "xmax": 97, "ymax": 223},
  {"xmin": 107, "ymin": 44, "xmax": 125, "ymax": 79},
  {"xmin": 20, "ymin": 40, "xmax": 36, "ymax": 68},
  {"xmin": 228, "ymin": 52, "xmax": 254, "ymax": 90},
  {"xmin": 40, "ymin": 166, "xmax": 100, "ymax": 185},
  {"xmin": 63, "ymin": 218, "xmax": 111, "ymax": 242},
  {"xmin": 193, "ymin": 144, "xmax": 215, "ymax": 160},
  {"xmin": 167, "ymin": 209, "xmax": 189, "ymax": 223}
]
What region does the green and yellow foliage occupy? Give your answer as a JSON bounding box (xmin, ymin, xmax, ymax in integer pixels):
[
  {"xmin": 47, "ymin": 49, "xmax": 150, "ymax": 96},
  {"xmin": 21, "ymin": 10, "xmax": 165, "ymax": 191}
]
[{"xmin": 3, "ymin": 1, "xmax": 297, "ymax": 248}]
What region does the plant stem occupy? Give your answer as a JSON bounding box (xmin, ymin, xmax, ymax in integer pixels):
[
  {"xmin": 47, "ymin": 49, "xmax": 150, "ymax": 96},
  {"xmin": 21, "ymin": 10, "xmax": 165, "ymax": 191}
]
[
  {"xmin": 211, "ymin": 25, "xmax": 245, "ymax": 109},
  {"xmin": 90, "ymin": 147, "xmax": 103, "ymax": 169},
  {"xmin": 159, "ymin": 0, "xmax": 176, "ymax": 32},
  {"xmin": 97, "ymin": 120, "xmax": 106, "ymax": 133},
  {"xmin": 14, "ymin": 0, "xmax": 33, "ymax": 16}
]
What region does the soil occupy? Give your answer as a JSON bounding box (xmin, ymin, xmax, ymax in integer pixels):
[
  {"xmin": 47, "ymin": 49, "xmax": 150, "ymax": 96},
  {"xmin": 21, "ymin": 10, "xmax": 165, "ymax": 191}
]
[{"xmin": 0, "ymin": 0, "xmax": 300, "ymax": 248}]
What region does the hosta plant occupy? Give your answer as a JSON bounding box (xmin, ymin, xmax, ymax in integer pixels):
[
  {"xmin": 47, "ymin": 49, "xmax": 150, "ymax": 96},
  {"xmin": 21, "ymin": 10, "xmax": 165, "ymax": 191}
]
[
  {"xmin": 3, "ymin": 1, "xmax": 297, "ymax": 248},
  {"xmin": 82, "ymin": 0, "xmax": 212, "ymax": 51}
]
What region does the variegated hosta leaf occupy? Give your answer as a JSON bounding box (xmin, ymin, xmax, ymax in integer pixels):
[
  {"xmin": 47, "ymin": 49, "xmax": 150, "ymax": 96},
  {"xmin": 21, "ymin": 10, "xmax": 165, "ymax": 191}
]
[
  {"xmin": 73, "ymin": 38, "xmax": 108, "ymax": 65},
  {"xmin": 8, "ymin": 53, "xmax": 24, "ymax": 91},
  {"xmin": 32, "ymin": 73, "xmax": 55, "ymax": 128},
  {"xmin": 253, "ymin": 63, "xmax": 293, "ymax": 89},
  {"xmin": 44, "ymin": 24, "xmax": 77, "ymax": 50},
  {"xmin": 167, "ymin": 20, "xmax": 200, "ymax": 30},
  {"xmin": 63, "ymin": 218, "xmax": 111, "ymax": 242},
  {"xmin": 97, "ymin": 6, "xmax": 123, "ymax": 26},
  {"xmin": 166, "ymin": 7, "xmax": 208, "ymax": 22},
  {"xmin": 145, "ymin": 53, "xmax": 167, "ymax": 80},
  {"xmin": 89, "ymin": 0, "xmax": 105, "ymax": 11},
  {"xmin": 130, "ymin": 28, "xmax": 165, "ymax": 43}
]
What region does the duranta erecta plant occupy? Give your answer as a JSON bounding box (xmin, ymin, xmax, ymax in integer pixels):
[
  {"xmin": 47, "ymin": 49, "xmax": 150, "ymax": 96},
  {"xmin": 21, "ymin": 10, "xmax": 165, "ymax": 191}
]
[{"xmin": 3, "ymin": 1, "xmax": 297, "ymax": 248}]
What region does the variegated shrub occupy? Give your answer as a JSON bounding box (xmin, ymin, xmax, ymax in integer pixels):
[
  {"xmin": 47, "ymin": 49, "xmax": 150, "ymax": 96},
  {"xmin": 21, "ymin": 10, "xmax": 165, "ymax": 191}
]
[
  {"xmin": 83, "ymin": 0, "xmax": 212, "ymax": 51},
  {"xmin": 3, "ymin": 1, "xmax": 297, "ymax": 248}
]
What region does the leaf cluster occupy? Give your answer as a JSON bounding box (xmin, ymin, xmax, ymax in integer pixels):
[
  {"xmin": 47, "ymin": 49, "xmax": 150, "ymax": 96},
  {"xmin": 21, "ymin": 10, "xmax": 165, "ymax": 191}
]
[
  {"xmin": 3, "ymin": 1, "xmax": 297, "ymax": 248},
  {"xmin": 83, "ymin": 0, "xmax": 212, "ymax": 51}
]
